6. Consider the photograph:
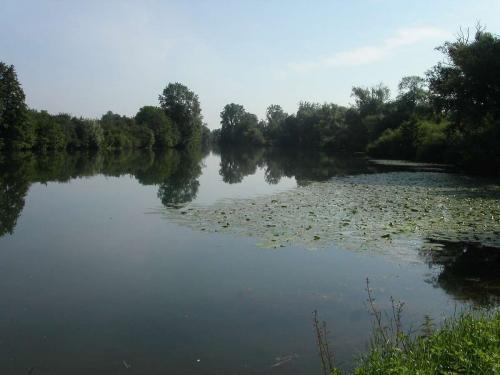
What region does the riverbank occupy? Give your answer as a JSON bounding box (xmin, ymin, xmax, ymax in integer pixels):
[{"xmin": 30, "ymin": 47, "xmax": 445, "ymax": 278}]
[
  {"xmin": 329, "ymin": 310, "xmax": 500, "ymax": 374},
  {"xmin": 356, "ymin": 310, "xmax": 500, "ymax": 374}
]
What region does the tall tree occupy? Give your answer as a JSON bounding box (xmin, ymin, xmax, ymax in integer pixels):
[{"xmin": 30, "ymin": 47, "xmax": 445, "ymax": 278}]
[
  {"xmin": 427, "ymin": 26, "xmax": 500, "ymax": 128},
  {"xmin": 220, "ymin": 103, "xmax": 264, "ymax": 146},
  {"xmin": 220, "ymin": 103, "xmax": 246, "ymax": 140},
  {"xmin": 265, "ymin": 104, "xmax": 287, "ymax": 141},
  {"xmin": 427, "ymin": 26, "xmax": 500, "ymax": 171},
  {"xmin": 159, "ymin": 83, "xmax": 202, "ymax": 146},
  {"xmin": 0, "ymin": 62, "xmax": 33, "ymax": 149}
]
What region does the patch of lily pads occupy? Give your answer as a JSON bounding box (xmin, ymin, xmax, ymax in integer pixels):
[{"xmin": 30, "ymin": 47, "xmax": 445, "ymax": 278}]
[{"xmin": 164, "ymin": 172, "xmax": 500, "ymax": 260}]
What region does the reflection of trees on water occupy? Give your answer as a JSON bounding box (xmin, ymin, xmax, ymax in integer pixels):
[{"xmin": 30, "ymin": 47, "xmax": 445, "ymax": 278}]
[
  {"xmin": 0, "ymin": 155, "xmax": 31, "ymax": 236},
  {"xmin": 421, "ymin": 240, "xmax": 500, "ymax": 307},
  {"xmin": 157, "ymin": 149, "xmax": 203, "ymax": 207},
  {"xmin": 217, "ymin": 147, "xmax": 265, "ymax": 184},
  {"xmin": 2, "ymin": 145, "xmax": 375, "ymax": 236},
  {"xmin": 214, "ymin": 146, "xmax": 376, "ymax": 185},
  {"xmin": 0, "ymin": 147, "xmax": 207, "ymax": 237},
  {"xmin": 2, "ymin": 148, "xmax": 500, "ymax": 308}
]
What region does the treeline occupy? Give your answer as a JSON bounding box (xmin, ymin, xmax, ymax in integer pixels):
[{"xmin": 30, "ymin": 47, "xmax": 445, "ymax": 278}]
[
  {"xmin": 2, "ymin": 26, "xmax": 499, "ymax": 174},
  {"xmin": 0, "ymin": 66, "xmax": 209, "ymax": 152},
  {"xmin": 214, "ymin": 26, "xmax": 500, "ymax": 174}
]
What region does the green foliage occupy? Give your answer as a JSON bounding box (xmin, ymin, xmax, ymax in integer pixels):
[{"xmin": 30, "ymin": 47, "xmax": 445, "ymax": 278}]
[
  {"xmin": 427, "ymin": 26, "xmax": 500, "ymax": 172},
  {"xmin": 317, "ymin": 282, "xmax": 500, "ymax": 374},
  {"xmin": 159, "ymin": 82, "xmax": 203, "ymax": 146},
  {"xmin": 100, "ymin": 111, "xmax": 154, "ymax": 150},
  {"xmin": 135, "ymin": 106, "xmax": 178, "ymax": 149},
  {"xmin": 367, "ymin": 119, "xmax": 448, "ymax": 162},
  {"xmin": 397, "ymin": 76, "xmax": 431, "ymax": 116},
  {"xmin": 30, "ymin": 110, "xmax": 68, "ymax": 151},
  {"xmin": 0, "ymin": 64, "xmax": 203, "ymax": 153},
  {"xmin": 0, "ymin": 62, "xmax": 33, "ymax": 150},
  {"xmin": 428, "ymin": 26, "xmax": 500, "ymax": 127},
  {"xmin": 220, "ymin": 103, "xmax": 265, "ymax": 146},
  {"xmin": 211, "ymin": 27, "xmax": 499, "ymax": 175},
  {"xmin": 264, "ymin": 104, "xmax": 288, "ymax": 141},
  {"xmin": 414, "ymin": 120, "xmax": 448, "ymax": 162},
  {"xmin": 2, "ymin": 25, "xmax": 499, "ymax": 175},
  {"xmin": 351, "ymin": 84, "xmax": 390, "ymax": 117},
  {"xmin": 351, "ymin": 311, "xmax": 500, "ymax": 374}
]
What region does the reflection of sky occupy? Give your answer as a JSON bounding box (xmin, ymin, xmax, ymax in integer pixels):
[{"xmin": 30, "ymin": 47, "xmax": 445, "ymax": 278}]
[
  {"xmin": 0, "ymin": 152, "xmax": 483, "ymax": 374},
  {"xmin": 193, "ymin": 153, "xmax": 297, "ymax": 206}
]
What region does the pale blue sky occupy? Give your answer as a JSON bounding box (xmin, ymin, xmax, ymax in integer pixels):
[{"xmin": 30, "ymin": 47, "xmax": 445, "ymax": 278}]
[{"xmin": 1, "ymin": 0, "xmax": 499, "ymax": 128}]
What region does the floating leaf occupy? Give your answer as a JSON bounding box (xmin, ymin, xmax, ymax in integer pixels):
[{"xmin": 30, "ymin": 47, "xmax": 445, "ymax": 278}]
[{"xmin": 165, "ymin": 172, "xmax": 500, "ymax": 261}]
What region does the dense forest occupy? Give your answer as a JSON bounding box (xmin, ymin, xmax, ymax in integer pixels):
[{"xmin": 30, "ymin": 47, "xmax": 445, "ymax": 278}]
[
  {"xmin": 1, "ymin": 26, "xmax": 499, "ymax": 174},
  {"xmin": 214, "ymin": 27, "xmax": 500, "ymax": 174}
]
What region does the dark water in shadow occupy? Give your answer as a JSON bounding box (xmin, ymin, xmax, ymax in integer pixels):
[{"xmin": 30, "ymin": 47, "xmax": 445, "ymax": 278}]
[{"xmin": 0, "ymin": 148, "xmax": 498, "ymax": 374}]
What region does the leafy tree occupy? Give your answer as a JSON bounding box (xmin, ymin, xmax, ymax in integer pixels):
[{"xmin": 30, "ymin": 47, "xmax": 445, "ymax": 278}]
[
  {"xmin": 398, "ymin": 76, "xmax": 429, "ymax": 109},
  {"xmin": 428, "ymin": 26, "xmax": 500, "ymax": 128},
  {"xmin": 30, "ymin": 110, "xmax": 68, "ymax": 151},
  {"xmin": 220, "ymin": 103, "xmax": 265, "ymax": 146},
  {"xmin": 159, "ymin": 83, "xmax": 202, "ymax": 146},
  {"xmin": 0, "ymin": 62, "xmax": 33, "ymax": 150},
  {"xmin": 100, "ymin": 111, "xmax": 153, "ymax": 149},
  {"xmin": 135, "ymin": 106, "xmax": 178, "ymax": 148},
  {"xmin": 351, "ymin": 84, "xmax": 390, "ymax": 117},
  {"xmin": 220, "ymin": 103, "xmax": 246, "ymax": 140},
  {"xmin": 264, "ymin": 104, "xmax": 288, "ymax": 141},
  {"xmin": 427, "ymin": 26, "xmax": 500, "ymax": 172},
  {"xmin": 74, "ymin": 119, "xmax": 103, "ymax": 150}
]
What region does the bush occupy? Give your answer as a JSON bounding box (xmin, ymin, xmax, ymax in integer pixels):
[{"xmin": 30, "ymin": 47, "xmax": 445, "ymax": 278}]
[
  {"xmin": 415, "ymin": 120, "xmax": 448, "ymax": 162},
  {"xmin": 367, "ymin": 119, "xmax": 448, "ymax": 162},
  {"xmin": 366, "ymin": 125, "xmax": 413, "ymax": 160}
]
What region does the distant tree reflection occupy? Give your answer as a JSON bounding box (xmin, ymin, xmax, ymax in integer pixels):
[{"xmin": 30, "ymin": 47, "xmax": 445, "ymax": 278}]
[
  {"xmin": 157, "ymin": 148, "xmax": 203, "ymax": 207},
  {"xmin": 218, "ymin": 147, "xmax": 264, "ymax": 184},
  {"xmin": 0, "ymin": 155, "xmax": 31, "ymax": 236},
  {"xmin": 0, "ymin": 147, "xmax": 207, "ymax": 236}
]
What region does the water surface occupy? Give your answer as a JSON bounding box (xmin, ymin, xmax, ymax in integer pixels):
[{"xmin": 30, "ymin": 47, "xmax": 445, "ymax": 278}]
[{"xmin": 0, "ymin": 148, "xmax": 498, "ymax": 374}]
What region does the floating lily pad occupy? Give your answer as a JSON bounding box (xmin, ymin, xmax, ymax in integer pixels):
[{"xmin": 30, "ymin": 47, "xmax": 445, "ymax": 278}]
[{"xmin": 164, "ymin": 172, "xmax": 500, "ymax": 260}]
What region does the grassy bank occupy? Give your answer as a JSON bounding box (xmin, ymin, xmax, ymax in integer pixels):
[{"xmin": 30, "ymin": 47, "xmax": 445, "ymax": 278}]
[
  {"xmin": 315, "ymin": 281, "xmax": 500, "ymax": 374},
  {"xmin": 348, "ymin": 310, "xmax": 500, "ymax": 374}
]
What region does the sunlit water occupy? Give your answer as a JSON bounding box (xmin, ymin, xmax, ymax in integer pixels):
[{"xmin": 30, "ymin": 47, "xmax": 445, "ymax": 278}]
[{"xmin": 0, "ymin": 149, "xmax": 498, "ymax": 374}]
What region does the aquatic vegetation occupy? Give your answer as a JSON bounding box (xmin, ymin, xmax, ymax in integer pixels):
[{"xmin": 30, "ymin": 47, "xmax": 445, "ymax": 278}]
[{"xmin": 166, "ymin": 172, "xmax": 500, "ymax": 258}]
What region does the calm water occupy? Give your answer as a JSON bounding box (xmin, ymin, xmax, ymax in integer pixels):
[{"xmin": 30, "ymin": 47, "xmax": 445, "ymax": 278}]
[{"xmin": 0, "ymin": 149, "xmax": 498, "ymax": 375}]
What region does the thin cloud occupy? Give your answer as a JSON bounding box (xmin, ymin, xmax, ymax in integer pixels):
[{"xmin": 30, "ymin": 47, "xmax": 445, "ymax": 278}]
[{"xmin": 287, "ymin": 26, "xmax": 450, "ymax": 73}]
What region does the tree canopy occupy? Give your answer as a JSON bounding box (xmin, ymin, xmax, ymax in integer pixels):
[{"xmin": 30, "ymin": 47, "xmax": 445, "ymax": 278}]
[
  {"xmin": 0, "ymin": 63, "xmax": 32, "ymax": 150},
  {"xmin": 159, "ymin": 83, "xmax": 203, "ymax": 146}
]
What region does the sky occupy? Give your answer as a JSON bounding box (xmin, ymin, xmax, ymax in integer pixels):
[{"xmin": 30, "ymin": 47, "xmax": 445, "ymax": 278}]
[{"xmin": 1, "ymin": 0, "xmax": 499, "ymax": 129}]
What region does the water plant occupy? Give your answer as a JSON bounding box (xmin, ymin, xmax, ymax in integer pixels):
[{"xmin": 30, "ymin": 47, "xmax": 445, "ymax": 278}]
[{"xmin": 166, "ymin": 172, "xmax": 500, "ymax": 259}]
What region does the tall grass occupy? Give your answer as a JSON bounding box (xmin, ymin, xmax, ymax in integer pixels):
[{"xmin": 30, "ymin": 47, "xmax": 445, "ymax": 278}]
[{"xmin": 314, "ymin": 279, "xmax": 500, "ymax": 374}]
